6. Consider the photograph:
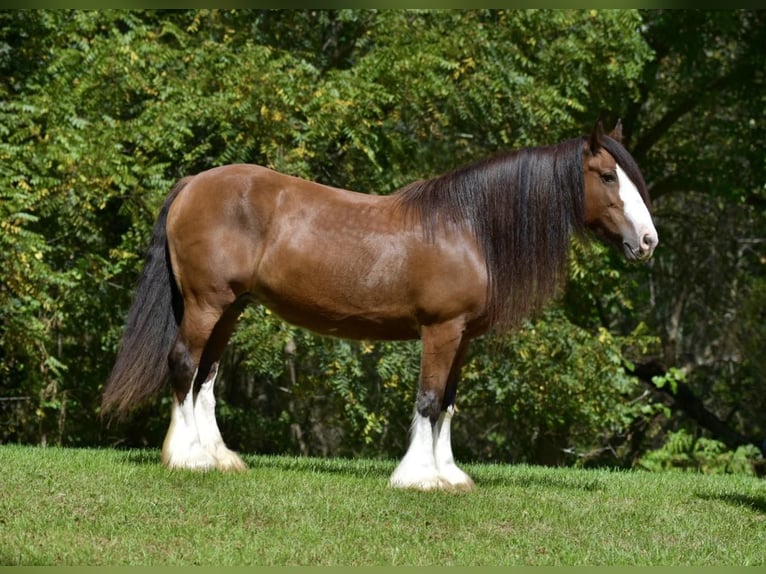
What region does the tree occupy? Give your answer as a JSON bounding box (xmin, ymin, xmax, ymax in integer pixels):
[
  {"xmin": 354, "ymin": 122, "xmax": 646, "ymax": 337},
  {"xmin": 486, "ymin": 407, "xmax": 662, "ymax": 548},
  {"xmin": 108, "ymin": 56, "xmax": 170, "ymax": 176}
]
[{"xmin": 603, "ymin": 10, "xmax": 766, "ymax": 461}]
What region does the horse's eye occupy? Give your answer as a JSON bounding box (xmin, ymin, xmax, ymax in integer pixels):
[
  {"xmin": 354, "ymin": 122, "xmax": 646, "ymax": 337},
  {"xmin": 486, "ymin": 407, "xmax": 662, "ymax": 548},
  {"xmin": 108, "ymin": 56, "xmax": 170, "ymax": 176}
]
[{"xmin": 601, "ymin": 172, "xmax": 617, "ymax": 184}]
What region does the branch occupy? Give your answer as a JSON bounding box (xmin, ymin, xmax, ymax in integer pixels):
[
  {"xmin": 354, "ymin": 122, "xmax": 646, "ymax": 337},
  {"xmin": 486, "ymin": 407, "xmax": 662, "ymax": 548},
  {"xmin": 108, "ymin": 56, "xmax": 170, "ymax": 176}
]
[
  {"xmin": 631, "ymin": 359, "xmax": 764, "ymax": 455},
  {"xmin": 632, "ymin": 56, "xmax": 758, "ymax": 161}
]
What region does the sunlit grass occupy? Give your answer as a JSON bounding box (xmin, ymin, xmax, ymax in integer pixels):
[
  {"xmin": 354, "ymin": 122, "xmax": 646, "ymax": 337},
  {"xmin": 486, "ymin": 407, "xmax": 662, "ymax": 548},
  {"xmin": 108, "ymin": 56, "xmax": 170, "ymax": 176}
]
[{"xmin": 1, "ymin": 444, "xmax": 763, "ymax": 565}]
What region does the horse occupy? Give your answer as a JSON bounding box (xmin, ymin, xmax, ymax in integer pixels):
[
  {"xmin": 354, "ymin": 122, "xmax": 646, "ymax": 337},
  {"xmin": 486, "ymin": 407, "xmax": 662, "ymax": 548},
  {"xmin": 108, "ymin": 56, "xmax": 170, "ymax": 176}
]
[{"xmin": 101, "ymin": 120, "xmax": 657, "ymax": 491}]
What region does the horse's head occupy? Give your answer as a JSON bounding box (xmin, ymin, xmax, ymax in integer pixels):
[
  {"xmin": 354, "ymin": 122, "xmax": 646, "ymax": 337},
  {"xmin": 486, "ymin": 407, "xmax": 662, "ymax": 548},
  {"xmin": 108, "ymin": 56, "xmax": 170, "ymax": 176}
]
[{"xmin": 583, "ymin": 120, "xmax": 658, "ymax": 262}]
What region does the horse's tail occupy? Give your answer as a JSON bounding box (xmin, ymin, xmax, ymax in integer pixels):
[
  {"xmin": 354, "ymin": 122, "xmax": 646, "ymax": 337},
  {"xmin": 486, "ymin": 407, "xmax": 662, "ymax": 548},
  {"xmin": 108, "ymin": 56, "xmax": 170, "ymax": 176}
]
[{"xmin": 101, "ymin": 177, "xmax": 192, "ymax": 419}]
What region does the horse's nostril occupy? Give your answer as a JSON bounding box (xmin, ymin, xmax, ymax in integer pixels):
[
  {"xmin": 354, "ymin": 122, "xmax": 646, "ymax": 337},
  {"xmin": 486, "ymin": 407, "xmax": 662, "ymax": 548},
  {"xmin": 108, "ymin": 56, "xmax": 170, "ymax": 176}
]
[{"xmin": 642, "ymin": 233, "xmax": 656, "ymax": 250}]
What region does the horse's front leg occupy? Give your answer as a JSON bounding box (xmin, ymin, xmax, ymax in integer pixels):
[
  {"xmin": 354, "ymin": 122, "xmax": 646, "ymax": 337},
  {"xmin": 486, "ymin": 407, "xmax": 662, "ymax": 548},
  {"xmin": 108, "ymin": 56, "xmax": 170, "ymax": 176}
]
[
  {"xmin": 389, "ymin": 320, "xmax": 474, "ymax": 491},
  {"xmin": 433, "ymin": 405, "xmax": 474, "ymax": 491}
]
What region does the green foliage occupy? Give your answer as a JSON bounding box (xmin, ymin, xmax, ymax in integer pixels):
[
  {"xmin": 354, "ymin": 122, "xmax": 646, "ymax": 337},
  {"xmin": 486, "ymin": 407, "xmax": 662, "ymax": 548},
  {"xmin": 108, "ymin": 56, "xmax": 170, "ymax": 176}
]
[
  {"xmin": 651, "ymin": 366, "xmax": 686, "ymax": 395},
  {"xmin": 225, "ymin": 307, "xmax": 421, "ymax": 458},
  {"xmin": 457, "ymin": 308, "xmax": 655, "ymax": 465},
  {"xmin": 632, "ymin": 10, "xmax": 766, "ymax": 203},
  {"xmin": 637, "ymin": 430, "xmax": 764, "ymax": 476}
]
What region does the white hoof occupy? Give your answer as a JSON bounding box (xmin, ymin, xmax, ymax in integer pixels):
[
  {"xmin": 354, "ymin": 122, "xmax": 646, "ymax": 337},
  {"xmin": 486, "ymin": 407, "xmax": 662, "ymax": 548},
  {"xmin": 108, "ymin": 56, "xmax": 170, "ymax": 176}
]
[
  {"xmin": 389, "ymin": 454, "xmax": 452, "ymax": 491},
  {"xmin": 438, "ymin": 465, "xmax": 475, "ymax": 492},
  {"xmin": 212, "ymin": 446, "xmax": 247, "ymax": 472},
  {"xmin": 389, "ymin": 470, "xmax": 448, "ymax": 492},
  {"xmin": 162, "ymin": 443, "xmax": 217, "ymax": 471}
]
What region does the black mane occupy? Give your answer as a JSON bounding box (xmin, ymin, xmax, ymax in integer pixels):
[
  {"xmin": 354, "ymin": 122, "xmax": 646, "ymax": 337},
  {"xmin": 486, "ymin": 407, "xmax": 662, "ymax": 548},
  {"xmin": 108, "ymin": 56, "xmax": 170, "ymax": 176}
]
[{"xmin": 394, "ymin": 137, "xmax": 590, "ymax": 330}]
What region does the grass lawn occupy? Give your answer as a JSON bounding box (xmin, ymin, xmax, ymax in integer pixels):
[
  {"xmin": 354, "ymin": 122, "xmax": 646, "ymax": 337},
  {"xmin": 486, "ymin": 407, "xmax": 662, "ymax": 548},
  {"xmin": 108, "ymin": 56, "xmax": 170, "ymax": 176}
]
[{"xmin": 0, "ymin": 444, "xmax": 764, "ymax": 565}]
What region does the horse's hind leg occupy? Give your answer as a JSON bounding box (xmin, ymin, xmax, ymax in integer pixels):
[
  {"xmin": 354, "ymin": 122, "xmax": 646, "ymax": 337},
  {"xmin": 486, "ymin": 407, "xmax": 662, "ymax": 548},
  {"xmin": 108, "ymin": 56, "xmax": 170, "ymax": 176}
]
[
  {"xmin": 191, "ymin": 362, "xmax": 246, "ymax": 471},
  {"xmin": 162, "ymin": 297, "xmax": 246, "ymax": 471},
  {"xmin": 193, "ymin": 300, "xmax": 248, "ymax": 471},
  {"xmin": 162, "ymin": 327, "xmax": 216, "ymax": 470}
]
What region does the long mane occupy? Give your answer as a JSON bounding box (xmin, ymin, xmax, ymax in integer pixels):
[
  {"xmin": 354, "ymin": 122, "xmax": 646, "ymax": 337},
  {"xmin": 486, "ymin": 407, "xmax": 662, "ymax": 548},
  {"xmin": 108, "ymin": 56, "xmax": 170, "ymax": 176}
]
[{"xmin": 394, "ymin": 137, "xmax": 590, "ymax": 330}]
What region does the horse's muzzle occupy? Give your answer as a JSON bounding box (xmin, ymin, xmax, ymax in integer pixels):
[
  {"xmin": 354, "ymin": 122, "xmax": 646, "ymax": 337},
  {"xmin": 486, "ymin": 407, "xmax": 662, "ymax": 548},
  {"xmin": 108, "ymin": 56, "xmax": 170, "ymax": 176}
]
[{"xmin": 624, "ymin": 231, "xmax": 658, "ymax": 261}]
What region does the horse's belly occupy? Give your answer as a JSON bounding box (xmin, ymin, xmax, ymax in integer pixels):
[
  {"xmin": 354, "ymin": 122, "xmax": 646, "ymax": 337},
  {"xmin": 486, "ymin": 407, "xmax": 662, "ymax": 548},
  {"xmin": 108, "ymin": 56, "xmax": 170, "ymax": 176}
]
[{"xmin": 255, "ymin": 289, "xmax": 421, "ymax": 341}]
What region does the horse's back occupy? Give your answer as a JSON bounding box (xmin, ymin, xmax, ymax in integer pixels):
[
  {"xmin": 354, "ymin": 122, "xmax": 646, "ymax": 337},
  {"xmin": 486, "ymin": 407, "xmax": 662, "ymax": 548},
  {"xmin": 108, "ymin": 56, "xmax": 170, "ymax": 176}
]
[
  {"xmin": 169, "ymin": 164, "xmax": 310, "ymax": 218},
  {"xmin": 168, "ymin": 163, "xmax": 377, "ymax": 224},
  {"xmin": 164, "ymin": 164, "xmax": 407, "ymax": 317}
]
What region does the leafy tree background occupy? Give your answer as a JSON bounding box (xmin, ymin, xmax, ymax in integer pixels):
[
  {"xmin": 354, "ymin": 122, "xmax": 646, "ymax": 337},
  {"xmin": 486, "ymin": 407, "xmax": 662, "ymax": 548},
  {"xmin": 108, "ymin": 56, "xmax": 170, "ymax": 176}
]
[{"xmin": 1, "ymin": 9, "xmax": 763, "ymax": 474}]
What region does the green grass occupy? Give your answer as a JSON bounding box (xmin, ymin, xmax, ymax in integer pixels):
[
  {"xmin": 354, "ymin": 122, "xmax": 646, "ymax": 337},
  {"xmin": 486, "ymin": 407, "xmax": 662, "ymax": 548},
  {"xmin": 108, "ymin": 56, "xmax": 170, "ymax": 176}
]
[{"xmin": 0, "ymin": 444, "xmax": 764, "ymax": 566}]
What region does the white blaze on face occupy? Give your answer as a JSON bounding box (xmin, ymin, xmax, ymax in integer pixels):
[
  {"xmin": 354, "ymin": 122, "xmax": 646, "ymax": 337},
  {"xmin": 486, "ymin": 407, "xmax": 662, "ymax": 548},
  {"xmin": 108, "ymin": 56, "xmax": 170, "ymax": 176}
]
[{"xmin": 616, "ymin": 164, "xmax": 658, "ymax": 259}]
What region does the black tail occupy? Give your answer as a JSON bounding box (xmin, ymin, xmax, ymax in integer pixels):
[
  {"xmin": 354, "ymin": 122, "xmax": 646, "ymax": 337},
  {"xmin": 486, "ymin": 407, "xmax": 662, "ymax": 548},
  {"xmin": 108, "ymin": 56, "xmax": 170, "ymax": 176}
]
[{"xmin": 101, "ymin": 177, "xmax": 192, "ymax": 419}]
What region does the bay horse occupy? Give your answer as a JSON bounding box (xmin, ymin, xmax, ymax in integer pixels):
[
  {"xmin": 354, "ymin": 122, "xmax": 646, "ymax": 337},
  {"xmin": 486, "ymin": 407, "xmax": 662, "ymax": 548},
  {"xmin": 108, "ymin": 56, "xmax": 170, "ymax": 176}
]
[{"xmin": 102, "ymin": 120, "xmax": 657, "ymax": 491}]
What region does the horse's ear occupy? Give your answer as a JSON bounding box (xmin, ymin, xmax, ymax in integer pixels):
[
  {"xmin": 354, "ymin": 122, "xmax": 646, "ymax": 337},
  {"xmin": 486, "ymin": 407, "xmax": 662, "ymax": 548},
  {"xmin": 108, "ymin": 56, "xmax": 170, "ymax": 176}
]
[
  {"xmin": 609, "ymin": 119, "xmax": 623, "ymax": 143},
  {"xmin": 589, "ymin": 120, "xmax": 605, "ymax": 155}
]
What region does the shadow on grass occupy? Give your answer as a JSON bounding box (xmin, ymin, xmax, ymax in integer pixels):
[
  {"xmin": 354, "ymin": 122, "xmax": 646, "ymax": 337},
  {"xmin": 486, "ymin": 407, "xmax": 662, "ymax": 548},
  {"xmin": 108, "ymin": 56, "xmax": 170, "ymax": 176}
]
[
  {"xmin": 696, "ymin": 492, "xmax": 766, "ymax": 515},
  {"xmin": 473, "ymin": 469, "xmax": 607, "ymax": 492},
  {"xmin": 117, "ymin": 449, "xmax": 161, "ymax": 466},
  {"xmin": 253, "ymin": 455, "xmax": 607, "ymax": 491},
  {"xmin": 114, "ymin": 448, "xmax": 607, "ymax": 493},
  {"xmin": 252, "ymin": 454, "xmax": 394, "ymax": 481},
  {"xmin": 116, "ymin": 448, "xmax": 394, "ymax": 481}
]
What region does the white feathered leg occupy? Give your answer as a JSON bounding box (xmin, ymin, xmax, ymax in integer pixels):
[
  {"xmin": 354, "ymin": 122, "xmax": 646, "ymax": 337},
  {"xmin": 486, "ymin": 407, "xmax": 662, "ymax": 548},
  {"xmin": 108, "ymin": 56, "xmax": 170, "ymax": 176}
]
[
  {"xmin": 161, "ymin": 370, "xmax": 216, "ymax": 470},
  {"xmin": 434, "ymin": 406, "xmax": 474, "ymax": 491},
  {"xmin": 389, "ymin": 413, "xmax": 446, "ymax": 491},
  {"xmin": 390, "ymin": 406, "xmax": 474, "ymax": 491},
  {"xmin": 194, "ymin": 363, "xmax": 247, "ymax": 472}
]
